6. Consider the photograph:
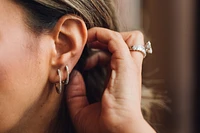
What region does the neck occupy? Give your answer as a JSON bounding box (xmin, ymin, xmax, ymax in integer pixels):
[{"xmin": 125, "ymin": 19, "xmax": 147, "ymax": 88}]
[{"xmin": 8, "ymin": 84, "xmax": 64, "ymax": 133}]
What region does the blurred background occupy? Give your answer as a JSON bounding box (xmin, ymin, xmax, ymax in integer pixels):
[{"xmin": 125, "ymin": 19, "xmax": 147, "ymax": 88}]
[{"xmin": 115, "ymin": 0, "xmax": 198, "ymax": 133}]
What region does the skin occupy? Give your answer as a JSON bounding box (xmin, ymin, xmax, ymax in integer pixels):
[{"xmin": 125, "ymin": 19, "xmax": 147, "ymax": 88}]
[
  {"xmin": 67, "ymin": 28, "xmax": 156, "ymax": 133},
  {"xmin": 0, "ymin": 1, "xmax": 87, "ymax": 132},
  {"xmin": 0, "ymin": 0, "xmax": 156, "ymax": 133}
]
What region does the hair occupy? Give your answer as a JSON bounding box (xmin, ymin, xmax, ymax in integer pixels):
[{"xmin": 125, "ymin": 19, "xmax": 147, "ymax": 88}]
[{"xmin": 12, "ymin": 0, "xmax": 119, "ymax": 133}]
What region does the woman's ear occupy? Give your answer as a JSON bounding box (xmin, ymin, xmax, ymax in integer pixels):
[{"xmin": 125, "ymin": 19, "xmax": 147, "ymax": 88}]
[{"xmin": 49, "ymin": 15, "xmax": 87, "ymax": 83}]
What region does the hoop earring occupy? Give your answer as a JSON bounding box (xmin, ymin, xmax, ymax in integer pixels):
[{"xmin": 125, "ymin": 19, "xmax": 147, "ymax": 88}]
[
  {"xmin": 56, "ymin": 69, "xmax": 62, "ymax": 94},
  {"xmin": 64, "ymin": 66, "xmax": 70, "ymax": 85}
]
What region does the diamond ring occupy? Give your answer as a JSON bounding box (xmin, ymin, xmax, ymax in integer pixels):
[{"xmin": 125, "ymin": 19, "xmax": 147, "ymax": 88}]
[{"xmin": 129, "ymin": 41, "xmax": 152, "ymax": 58}]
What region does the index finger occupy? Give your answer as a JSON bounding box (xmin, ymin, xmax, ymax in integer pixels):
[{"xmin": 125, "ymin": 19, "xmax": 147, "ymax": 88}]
[{"xmin": 87, "ymin": 27, "xmax": 129, "ymax": 56}]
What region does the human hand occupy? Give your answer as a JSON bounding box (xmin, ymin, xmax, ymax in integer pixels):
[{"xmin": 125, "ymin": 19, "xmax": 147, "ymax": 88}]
[{"xmin": 66, "ymin": 27, "xmax": 156, "ymax": 133}]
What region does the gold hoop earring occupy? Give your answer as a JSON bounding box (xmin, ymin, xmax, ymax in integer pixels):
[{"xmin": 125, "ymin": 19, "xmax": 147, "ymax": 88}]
[
  {"xmin": 56, "ymin": 69, "xmax": 62, "ymax": 94},
  {"xmin": 64, "ymin": 66, "xmax": 69, "ymax": 85}
]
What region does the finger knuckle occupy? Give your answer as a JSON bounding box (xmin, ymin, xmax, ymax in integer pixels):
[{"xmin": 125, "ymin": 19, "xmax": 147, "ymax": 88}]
[
  {"xmin": 133, "ymin": 30, "xmax": 144, "ymax": 39},
  {"xmin": 111, "ymin": 31, "xmax": 122, "ymax": 40}
]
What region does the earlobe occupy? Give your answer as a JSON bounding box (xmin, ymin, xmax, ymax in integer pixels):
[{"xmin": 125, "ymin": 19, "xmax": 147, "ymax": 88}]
[{"xmin": 49, "ymin": 15, "xmax": 87, "ymax": 84}]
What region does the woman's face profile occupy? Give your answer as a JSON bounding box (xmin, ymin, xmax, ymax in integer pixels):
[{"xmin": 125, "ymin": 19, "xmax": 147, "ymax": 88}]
[{"xmin": 0, "ymin": 1, "xmax": 54, "ymax": 131}]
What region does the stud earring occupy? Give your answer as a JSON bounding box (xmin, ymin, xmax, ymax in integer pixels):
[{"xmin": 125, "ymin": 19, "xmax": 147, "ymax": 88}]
[{"xmin": 56, "ymin": 69, "xmax": 63, "ymax": 94}]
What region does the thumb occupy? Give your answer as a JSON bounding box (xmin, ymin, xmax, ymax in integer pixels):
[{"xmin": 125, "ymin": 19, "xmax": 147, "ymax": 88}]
[{"xmin": 66, "ymin": 70, "xmax": 89, "ymax": 120}]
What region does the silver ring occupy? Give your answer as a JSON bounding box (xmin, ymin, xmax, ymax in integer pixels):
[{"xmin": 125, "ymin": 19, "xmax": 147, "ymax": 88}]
[
  {"xmin": 129, "ymin": 41, "xmax": 152, "ymax": 58},
  {"xmin": 129, "ymin": 45, "xmax": 146, "ymax": 57}
]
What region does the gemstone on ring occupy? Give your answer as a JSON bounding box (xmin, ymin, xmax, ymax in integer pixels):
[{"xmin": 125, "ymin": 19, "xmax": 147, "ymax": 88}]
[
  {"xmin": 129, "ymin": 41, "xmax": 152, "ymax": 58},
  {"xmin": 145, "ymin": 41, "xmax": 153, "ymax": 54}
]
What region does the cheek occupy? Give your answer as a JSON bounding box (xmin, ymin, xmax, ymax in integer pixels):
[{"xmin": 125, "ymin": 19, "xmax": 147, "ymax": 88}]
[
  {"xmin": 0, "ymin": 36, "xmax": 49, "ymax": 131},
  {"xmin": 0, "ymin": 36, "xmax": 40, "ymax": 90},
  {"xmin": 0, "ymin": 1, "xmax": 52, "ymax": 131}
]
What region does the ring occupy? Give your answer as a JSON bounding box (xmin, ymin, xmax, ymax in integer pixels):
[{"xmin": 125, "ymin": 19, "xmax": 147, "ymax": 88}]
[{"xmin": 129, "ymin": 41, "xmax": 152, "ymax": 58}]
